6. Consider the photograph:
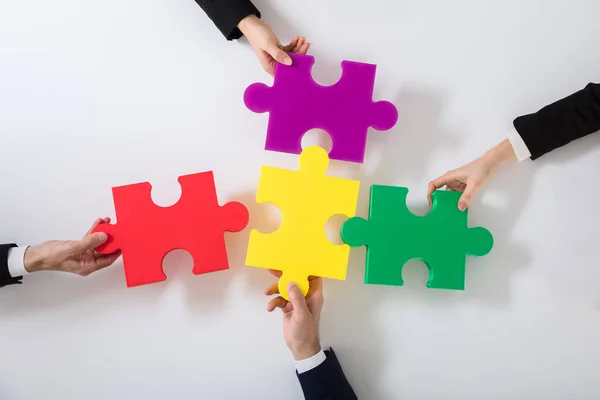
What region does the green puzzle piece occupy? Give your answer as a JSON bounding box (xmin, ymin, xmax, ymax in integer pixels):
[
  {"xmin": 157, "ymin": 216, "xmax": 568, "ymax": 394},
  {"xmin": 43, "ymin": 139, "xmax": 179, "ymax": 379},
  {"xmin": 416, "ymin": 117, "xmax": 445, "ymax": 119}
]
[{"xmin": 340, "ymin": 185, "xmax": 493, "ymax": 290}]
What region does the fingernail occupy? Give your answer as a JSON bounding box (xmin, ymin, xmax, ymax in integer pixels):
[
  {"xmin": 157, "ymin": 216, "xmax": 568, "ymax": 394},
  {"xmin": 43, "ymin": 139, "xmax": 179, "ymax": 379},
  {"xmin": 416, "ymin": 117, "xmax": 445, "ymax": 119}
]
[
  {"xmin": 97, "ymin": 232, "xmax": 108, "ymax": 241},
  {"xmin": 288, "ymin": 282, "xmax": 297, "ymax": 293},
  {"xmin": 458, "ymin": 202, "xmax": 467, "ymax": 211},
  {"xmin": 284, "ymin": 56, "xmax": 292, "ymax": 65}
]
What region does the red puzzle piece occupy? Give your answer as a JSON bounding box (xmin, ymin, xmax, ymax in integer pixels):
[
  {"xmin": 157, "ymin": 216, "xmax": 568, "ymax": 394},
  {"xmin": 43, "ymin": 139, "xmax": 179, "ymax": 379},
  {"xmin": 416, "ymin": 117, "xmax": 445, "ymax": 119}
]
[{"xmin": 92, "ymin": 172, "xmax": 249, "ymax": 287}]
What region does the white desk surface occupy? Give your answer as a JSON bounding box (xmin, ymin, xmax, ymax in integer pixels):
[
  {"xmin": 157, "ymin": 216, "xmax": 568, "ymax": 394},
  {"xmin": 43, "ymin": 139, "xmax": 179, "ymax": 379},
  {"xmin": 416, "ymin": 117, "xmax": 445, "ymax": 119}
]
[{"xmin": 1, "ymin": 0, "xmax": 599, "ymax": 399}]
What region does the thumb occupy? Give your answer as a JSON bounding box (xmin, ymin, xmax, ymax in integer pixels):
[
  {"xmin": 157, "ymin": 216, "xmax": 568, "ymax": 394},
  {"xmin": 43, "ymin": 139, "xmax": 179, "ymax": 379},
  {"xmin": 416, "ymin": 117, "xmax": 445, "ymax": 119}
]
[
  {"xmin": 266, "ymin": 44, "xmax": 292, "ymax": 66},
  {"xmin": 458, "ymin": 182, "xmax": 477, "ymax": 211},
  {"xmin": 287, "ymin": 283, "xmax": 310, "ymax": 317},
  {"xmin": 73, "ymin": 232, "xmax": 108, "ymax": 253}
]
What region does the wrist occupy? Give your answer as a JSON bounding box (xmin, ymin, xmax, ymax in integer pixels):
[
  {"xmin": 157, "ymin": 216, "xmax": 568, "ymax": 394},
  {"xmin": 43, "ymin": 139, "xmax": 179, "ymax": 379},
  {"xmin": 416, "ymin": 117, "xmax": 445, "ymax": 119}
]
[
  {"xmin": 237, "ymin": 14, "xmax": 259, "ymax": 35},
  {"xmin": 291, "ymin": 341, "xmax": 321, "ymax": 361},
  {"xmin": 481, "ymin": 139, "xmax": 516, "ymax": 171},
  {"xmin": 23, "ymin": 245, "xmax": 44, "ymax": 273}
]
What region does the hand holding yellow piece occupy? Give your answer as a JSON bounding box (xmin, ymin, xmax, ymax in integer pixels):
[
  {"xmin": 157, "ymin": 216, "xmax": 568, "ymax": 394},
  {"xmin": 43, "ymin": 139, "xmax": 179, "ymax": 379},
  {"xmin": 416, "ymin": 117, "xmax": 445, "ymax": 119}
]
[{"xmin": 246, "ymin": 146, "xmax": 360, "ymax": 300}]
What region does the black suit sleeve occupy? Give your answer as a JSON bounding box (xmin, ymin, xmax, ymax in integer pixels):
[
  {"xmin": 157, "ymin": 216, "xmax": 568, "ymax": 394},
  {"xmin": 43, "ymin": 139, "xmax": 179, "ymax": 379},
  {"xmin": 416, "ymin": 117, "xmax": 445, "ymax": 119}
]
[
  {"xmin": 0, "ymin": 244, "xmax": 23, "ymax": 288},
  {"xmin": 193, "ymin": 0, "xmax": 261, "ymax": 40},
  {"xmin": 513, "ymin": 82, "xmax": 600, "ymax": 160},
  {"xmin": 297, "ymin": 348, "xmax": 358, "ymax": 400}
]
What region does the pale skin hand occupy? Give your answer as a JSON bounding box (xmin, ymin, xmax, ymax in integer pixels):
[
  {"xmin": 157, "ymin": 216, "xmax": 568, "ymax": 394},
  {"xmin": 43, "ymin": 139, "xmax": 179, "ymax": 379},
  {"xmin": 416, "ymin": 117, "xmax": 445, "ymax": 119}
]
[
  {"xmin": 427, "ymin": 139, "xmax": 518, "ymax": 211},
  {"xmin": 24, "ymin": 217, "xmax": 121, "ymax": 276},
  {"xmin": 237, "ymin": 14, "xmax": 310, "ymax": 76},
  {"xmin": 266, "ymin": 270, "xmax": 323, "ymax": 361}
]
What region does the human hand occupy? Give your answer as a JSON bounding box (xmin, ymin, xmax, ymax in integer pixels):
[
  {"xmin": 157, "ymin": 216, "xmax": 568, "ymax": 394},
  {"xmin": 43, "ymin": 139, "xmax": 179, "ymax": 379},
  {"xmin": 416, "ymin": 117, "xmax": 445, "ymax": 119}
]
[
  {"xmin": 237, "ymin": 14, "xmax": 310, "ymax": 76},
  {"xmin": 266, "ymin": 270, "xmax": 323, "ymax": 360},
  {"xmin": 23, "ymin": 217, "xmax": 121, "ymax": 276},
  {"xmin": 427, "ymin": 139, "xmax": 517, "ymax": 211}
]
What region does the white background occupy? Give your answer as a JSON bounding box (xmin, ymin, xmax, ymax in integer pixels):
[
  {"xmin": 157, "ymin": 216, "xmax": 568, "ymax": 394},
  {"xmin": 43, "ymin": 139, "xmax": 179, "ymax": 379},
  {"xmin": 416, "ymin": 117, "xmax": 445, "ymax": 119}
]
[{"xmin": 1, "ymin": 0, "xmax": 599, "ymax": 399}]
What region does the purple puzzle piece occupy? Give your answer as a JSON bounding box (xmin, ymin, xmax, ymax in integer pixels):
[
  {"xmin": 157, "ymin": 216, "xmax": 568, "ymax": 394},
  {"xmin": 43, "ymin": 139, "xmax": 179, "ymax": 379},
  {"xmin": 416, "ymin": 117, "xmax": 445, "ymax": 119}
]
[{"xmin": 243, "ymin": 53, "xmax": 398, "ymax": 164}]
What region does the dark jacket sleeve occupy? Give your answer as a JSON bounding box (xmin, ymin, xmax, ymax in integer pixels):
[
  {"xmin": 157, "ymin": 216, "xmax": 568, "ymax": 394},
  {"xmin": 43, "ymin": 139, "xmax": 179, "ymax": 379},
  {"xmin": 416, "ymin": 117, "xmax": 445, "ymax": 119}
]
[
  {"xmin": 513, "ymin": 82, "xmax": 600, "ymax": 160},
  {"xmin": 0, "ymin": 244, "xmax": 23, "ymax": 288},
  {"xmin": 297, "ymin": 348, "xmax": 358, "ymax": 400},
  {"xmin": 193, "ymin": 0, "xmax": 260, "ymax": 41}
]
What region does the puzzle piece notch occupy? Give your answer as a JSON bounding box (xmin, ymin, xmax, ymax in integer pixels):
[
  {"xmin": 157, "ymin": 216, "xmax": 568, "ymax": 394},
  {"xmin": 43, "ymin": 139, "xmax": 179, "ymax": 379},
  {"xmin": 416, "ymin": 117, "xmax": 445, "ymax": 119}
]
[
  {"xmin": 340, "ymin": 185, "xmax": 493, "ymax": 290},
  {"xmin": 246, "ymin": 146, "xmax": 360, "ymax": 300},
  {"xmin": 243, "ymin": 53, "xmax": 398, "ymax": 163},
  {"xmin": 93, "ymin": 172, "xmax": 249, "ymax": 287}
]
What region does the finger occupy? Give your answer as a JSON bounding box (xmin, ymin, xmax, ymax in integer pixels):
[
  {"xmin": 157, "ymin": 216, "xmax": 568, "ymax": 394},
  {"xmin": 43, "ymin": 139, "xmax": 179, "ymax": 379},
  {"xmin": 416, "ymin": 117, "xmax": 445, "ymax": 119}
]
[
  {"xmin": 293, "ymin": 37, "xmax": 305, "ymax": 52},
  {"xmin": 95, "ymin": 250, "xmax": 121, "ymax": 269},
  {"xmin": 281, "ymin": 302, "xmax": 294, "ymax": 314},
  {"xmin": 73, "ymin": 232, "xmax": 108, "ymax": 254},
  {"xmin": 308, "ymin": 278, "xmax": 324, "ymax": 313},
  {"xmin": 298, "ymin": 41, "xmax": 310, "ymax": 55},
  {"xmin": 252, "ymin": 48, "xmax": 275, "ymax": 76},
  {"xmin": 264, "ymin": 58, "xmax": 276, "ymax": 76},
  {"xmin": 267, "ymin": 296, "xmax": 288, "ymax": 312},
  {"xmin": 305, "ymin": 275, "xmax": 321, "ymax": 298},
  {"xmin": 84, "ymin": 218, "xmax": 103, "ymax": 237},
  {"xmin": 287, "ymin": 282, "xmax": 310, "ymax": 318},
  {"xmin": 306, "ymin": 277, "xmax": 324, "ymax": 312},
  {"xmin": 268, "ymin": 269, "xmax": 282, "ymax": 278},
  {"xmin": 265, "ymin": 43, "xmax": 292, "ymax": 66},
  {"xmin": 84, "ymin": 217, "xmax": 111, "ymax": 238},
  {"xmin": 264, "ymin": 283, "xmax": 279, "ymax": 296},
  {"xmin": 80, "ymin": 262, "xmax": 108, "ymax": 276},
  {"xmin": 427, "ymin": 174, "xmax": 450, "ymax": 206},
  {"xmin": 76, "ymin": 252, "xmax": 114, "ymax": 276},
  {"xmin": 282, "ymin": 36, "xmax": 299, "ymax": 52},
  {"xmin": 458, "ymin": 180, "xmax": 478, "ymax": 211}
]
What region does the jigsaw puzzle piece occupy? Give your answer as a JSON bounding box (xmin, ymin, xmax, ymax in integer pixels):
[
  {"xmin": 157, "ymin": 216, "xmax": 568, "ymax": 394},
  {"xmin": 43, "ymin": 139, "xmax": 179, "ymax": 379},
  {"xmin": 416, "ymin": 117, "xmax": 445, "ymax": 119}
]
[
  {"xmin": 243, "ymin": 53, "xmax": 398, "ymax": 164},
  {"xmin": 341, "ymin": 185, "xmax": 493, "ymax": 290},
  {"xmin": 93, "ymin": 172, "xmax": 249, "ymax": 287},
  {"xmin": 246, "ymin": 146, "xmax": 360, "ymax": 300}
]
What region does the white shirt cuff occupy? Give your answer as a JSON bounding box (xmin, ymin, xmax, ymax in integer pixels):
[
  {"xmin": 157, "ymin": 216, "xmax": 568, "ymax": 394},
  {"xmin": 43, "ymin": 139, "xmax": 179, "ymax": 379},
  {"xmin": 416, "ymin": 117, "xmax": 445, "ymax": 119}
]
[
  {"xmin": 507, "ymin": 128, "xmax": 531, "ymax": 161},
  {"xmin": 295, "ymin": 349, "xmax": 326, "ymax": 374},
  {"xmin": 7, "ymin": 246, "xmax": 30, "ymax": 278}
]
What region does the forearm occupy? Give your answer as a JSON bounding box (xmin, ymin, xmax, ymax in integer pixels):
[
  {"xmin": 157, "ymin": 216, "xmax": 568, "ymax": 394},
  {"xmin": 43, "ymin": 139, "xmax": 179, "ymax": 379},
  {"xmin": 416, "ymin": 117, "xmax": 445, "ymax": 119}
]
[{"xmin": 481, "ymin": 138, "xmax": 517, "ymax": 171}]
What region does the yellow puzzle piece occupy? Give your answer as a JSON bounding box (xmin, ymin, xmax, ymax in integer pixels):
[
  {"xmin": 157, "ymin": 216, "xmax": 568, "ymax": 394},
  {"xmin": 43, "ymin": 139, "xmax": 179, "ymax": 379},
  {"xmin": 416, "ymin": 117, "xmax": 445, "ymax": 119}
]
[{"xmin": 246, "ymin": 146, "xmax": 360, "ymax": 301}]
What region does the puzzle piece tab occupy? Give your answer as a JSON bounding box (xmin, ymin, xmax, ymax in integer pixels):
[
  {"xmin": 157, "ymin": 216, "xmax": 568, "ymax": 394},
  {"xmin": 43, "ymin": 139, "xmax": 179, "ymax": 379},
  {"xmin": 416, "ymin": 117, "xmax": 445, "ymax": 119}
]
[
  {"xmin": 341, "ymin": 185, "xmax": 493, "ymax": 290},
  {"xmin": 244, "ymin": 53, "xmax": 398, "ymax": 164},
  {"xmin": 93, "ymin": 172, "xmax": 249, "ymax": 287},
  {"xmin": 246, "ymin": 146, "xmax": 360, "ymax": 300}
]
